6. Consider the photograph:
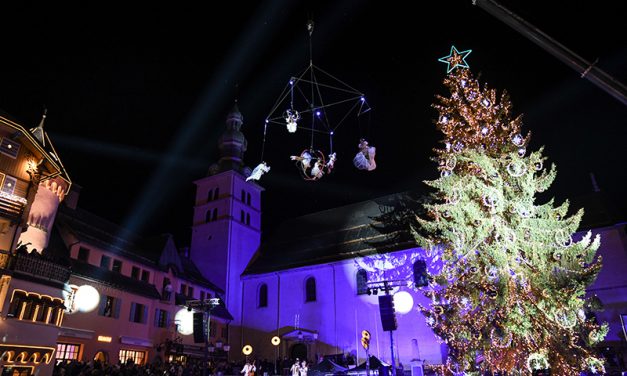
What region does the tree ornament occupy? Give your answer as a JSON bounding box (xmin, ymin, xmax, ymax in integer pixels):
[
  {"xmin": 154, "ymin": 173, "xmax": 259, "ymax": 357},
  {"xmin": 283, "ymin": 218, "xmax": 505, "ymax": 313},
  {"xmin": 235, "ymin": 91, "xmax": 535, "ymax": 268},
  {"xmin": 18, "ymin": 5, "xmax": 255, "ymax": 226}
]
[
  {"xmin": 511, "ymin": 133, "xmax": 524, "ymax": 146},
  {"xmin": 534, "ymin": 161, "xmax": 543, "ymax": 171},
  {"xmin": 554, "ymin": 310, "xmax": 577, "ymax": 329},
  {"xmin": 507, "ymin": 160, "xmax": 527, "ymax": 177},
  {"xmin": 517, "ymin": 147, "xmax": 526, "ymax": 157},
  {"xmin": 481, "ymin": 98, "xmax": 491, "ymax": 107},
  {"xmin": 554, "ymin": 230, "xmax": 573, "ymax": 248},
  {"xmin": 552, "ymin": 252, "xmax": 562, "ymax": 261},
  {"xmin": 441, "ymin": 170, "xmax": 452, "ymax": 178},
  {"xmin": 485, "ymin": 265, "xmax": 498, "ymax": 280},
  {"xmin": 527, "ymin": 353, "xmax": 550, "ymax": 373}
]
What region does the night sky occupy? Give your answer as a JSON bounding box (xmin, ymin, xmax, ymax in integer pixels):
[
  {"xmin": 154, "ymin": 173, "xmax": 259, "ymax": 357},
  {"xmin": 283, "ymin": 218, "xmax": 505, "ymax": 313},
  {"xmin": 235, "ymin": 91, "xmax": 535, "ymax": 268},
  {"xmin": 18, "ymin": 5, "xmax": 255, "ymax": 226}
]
[{"xmin": 0, "ymin": 1, "xmax": 625, "ymax": 246}]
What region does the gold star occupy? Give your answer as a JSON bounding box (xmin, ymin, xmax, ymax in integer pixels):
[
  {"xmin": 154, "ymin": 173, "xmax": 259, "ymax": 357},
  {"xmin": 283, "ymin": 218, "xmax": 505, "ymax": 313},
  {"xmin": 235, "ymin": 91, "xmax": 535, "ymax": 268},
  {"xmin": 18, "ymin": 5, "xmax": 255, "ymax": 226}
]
[{"xmin": 438, "ymin": 46, "xmax": 472, "ymax": 73}]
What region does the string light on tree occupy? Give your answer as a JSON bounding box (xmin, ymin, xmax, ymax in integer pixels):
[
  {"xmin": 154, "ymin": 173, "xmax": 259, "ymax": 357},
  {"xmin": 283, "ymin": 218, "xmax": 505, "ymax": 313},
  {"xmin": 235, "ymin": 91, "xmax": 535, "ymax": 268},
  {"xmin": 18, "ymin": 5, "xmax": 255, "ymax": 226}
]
[{"xmin": 412, "ymin": 45, "xmax": 608, "ymax": 375}]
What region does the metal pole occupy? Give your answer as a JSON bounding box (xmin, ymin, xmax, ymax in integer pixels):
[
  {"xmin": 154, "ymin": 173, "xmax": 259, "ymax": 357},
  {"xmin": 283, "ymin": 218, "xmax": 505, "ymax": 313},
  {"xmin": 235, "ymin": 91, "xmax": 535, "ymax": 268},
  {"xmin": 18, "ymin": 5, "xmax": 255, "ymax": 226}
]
[
  {"xmin": 385, "ymin": 283, "xmax": 396, "ymax": 376},
  {"xmin": 365, "ymin": 349, "xmax": 370, "ymax": 376},
  {"xmin": 204, "ymin": 306, "xmax": 209, "ymax": 376},
  {"xmin": 473, "ymin": 0, "xmax": 627, "ymax": 106}
]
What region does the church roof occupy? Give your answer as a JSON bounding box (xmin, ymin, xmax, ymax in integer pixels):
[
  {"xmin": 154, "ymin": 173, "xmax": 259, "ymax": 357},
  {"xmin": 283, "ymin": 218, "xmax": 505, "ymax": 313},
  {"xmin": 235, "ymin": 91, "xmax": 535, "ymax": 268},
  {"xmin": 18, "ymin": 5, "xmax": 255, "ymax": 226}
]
[
  {"xmin": 243, "ymin": 187, "xmax": 618, "ymax": 276},
  {"xmin": 243, "ymin": 191, "xmax": 425, "ymax": 275}
]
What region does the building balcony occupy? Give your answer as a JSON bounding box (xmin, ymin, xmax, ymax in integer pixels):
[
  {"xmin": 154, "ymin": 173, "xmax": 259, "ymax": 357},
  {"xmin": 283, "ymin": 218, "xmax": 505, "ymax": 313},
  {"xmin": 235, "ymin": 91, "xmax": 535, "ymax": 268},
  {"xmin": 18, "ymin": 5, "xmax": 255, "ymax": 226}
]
[
  {"xmin": 0, "ymin": 192, "xmax": 26, "ymax": 224},
  {"xmin": 7, "ymin": 252, "xmax": 71, "ymax": 284}
]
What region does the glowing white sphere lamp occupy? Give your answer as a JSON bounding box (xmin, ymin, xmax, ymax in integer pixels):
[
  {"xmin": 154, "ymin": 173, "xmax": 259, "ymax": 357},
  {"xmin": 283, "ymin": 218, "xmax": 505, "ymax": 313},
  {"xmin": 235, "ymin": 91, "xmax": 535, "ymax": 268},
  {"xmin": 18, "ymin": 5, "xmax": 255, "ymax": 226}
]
[
  {"xmin": 175, "ymin": 308, "xmax": 195, "ymax": 335},
  {"xmin": 74, "ymin": 285, "xmax": 100, "ymax": 313},
  {"xmin": 393, "ymin": 291, "xmax": 414, "ymax": 314}
]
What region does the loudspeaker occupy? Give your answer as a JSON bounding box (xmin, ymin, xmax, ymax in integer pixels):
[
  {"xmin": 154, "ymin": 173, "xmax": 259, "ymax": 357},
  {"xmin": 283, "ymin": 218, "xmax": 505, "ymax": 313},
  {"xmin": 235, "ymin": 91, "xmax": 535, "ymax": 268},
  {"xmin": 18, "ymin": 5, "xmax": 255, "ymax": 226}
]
[
  {"xmin": 413, "ymin": 260, "xmax": 429, "ymax": 288},
  {"xmin": 378, "ymin": 295, "xmax": 397, "ymax": 331},
  {"xmin": 356, "ymin": 269, "xmax": 368, "ymax": 295},
  {"xmin": 193, "ymin": 312, "xmax": 205, "ymax": 343}
]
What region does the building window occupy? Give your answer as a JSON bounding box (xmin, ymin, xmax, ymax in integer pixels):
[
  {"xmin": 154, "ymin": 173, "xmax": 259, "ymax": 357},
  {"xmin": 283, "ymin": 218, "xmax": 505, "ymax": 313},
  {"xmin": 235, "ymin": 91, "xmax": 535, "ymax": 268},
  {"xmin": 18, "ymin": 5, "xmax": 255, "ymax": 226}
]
[
  {"xmin": 131, "ymin": 266, "xmax": 140, "ymax": 280},
  {"xmin": 56, "ymin": 343, "xmax": 81, "ymax": 362},
  {"xmin": 214, "ymin": 188, "xmax": 219, "ymax": 200},
  {"xmin": 180, "ymin": 284, "xmax": 187, "ymax": 296},
  {"xmin": 247, "ymin": 193, "xmax": 251, "ymax": 206},
  {"xmin": 200, "ymin": 291, "xmax": 205, "ymax": 301},
  {"xmin": 258, "ymin": 284, "xmax": 268, "ymax": 308},
  {"xmin": 1, "ymin": 175, "xmax": 17, "ymax": 194},
  {"xmin": 212, "ymin": 208, "xmax": 218, "ymax": 221},
  {"xmin": 206, "ymin": 209, "xmax": 212, "ymax": 223},
  {"xmin": 8, "ymin": 291, "xmax": 63, "ymax": 324},
  {"xmin": 305, "ymin": 277, "xmax": 317, "ymax": 302},
  {"xmin": 0, "ymin": 138, "xmax": 20, "ymax": 159},
  {"xmin": 77, "ymin": 247, "xmax": 89, "ymax": 263},
  {"xmin": 129, "ymin": 302, "xmax": 147, "ymax": 324},
  {"xmin": 356, "ymin": 269, "xmax": 368, "ymax": 295},
  {"xmin": 162, "ymin": 278, "xmax": 173, "ymax": 301},
  {"xmin": 154, "ymin": 309, "xmax": 169, "ymax": 328},
  {"xmin": 119, "ymin": 349, "xmax": 145, "ymax": 366},
  {"xmin": 112, "ymin": 260, "xmax": 122, "ymax": 273},
  {"xmin": 241, "ymin": 189, "xmax": 246, "ymax": 203},
  {"xmin": 207, "ymin": 189, "xmax": 213, "ymax": 202},
  {"xmin": 141, "ymin": 270, "xmax": 150, "ymax": 283},
  {"xmin": 188, "ymin": 286, "xmax": 194, "ymax": 299},
  {"xmin": 100, "ymin": 255, "xmax": 111, "ymax": 269},
  {"xmin": 246, "ymin": 213, "xmax": 250, "ymax": 226},
  {"xmin": 99, "ymin": 296, "xmax": 121, "ymax": 318}
]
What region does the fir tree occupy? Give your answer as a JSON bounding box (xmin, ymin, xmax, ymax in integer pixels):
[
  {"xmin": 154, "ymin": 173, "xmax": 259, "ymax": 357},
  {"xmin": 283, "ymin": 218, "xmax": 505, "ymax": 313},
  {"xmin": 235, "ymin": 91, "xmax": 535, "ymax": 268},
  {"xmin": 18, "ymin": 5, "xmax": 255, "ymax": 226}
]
[{"xmin": 414, "ymin": 57, "xmax": 608, "ymax": 375}]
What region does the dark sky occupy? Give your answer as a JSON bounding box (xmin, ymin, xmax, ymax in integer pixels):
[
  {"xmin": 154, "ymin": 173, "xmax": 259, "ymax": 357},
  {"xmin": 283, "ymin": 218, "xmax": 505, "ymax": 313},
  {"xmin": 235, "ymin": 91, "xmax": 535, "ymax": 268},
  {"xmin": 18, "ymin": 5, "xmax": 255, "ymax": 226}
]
[{"xmin": 0, "ymin": 1, "xmax": 625, "ymax": 245}]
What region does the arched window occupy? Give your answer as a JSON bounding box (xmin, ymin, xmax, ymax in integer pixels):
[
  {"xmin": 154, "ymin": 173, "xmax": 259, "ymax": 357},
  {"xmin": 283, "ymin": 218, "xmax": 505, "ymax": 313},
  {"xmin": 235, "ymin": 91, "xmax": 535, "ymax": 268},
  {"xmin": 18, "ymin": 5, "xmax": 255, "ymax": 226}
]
[
  {"xmin": 212, "ymin": 208, "xmax": 218, "ymax": 221},
  {"xmin": 241, "ymin": 190, "xmax": 246, "ymax": 203},
  {"xmin": 305, "ymin": 277, "xmax": 316, "ymax": 302},
  {"xmin": 207, "ymin": 189, "xmax": 213, "ymax": 202},
  {"xmin": 246, "ymin": 213, "xmax": 251, "ymax": 225},
  {"xmin": 356, "ymin": 269, "xmax": 368, "ymax": 295},
  {"xmin": 247, "ymin": 193, "xmax": 251, "ymax": 206},
  {"xmin": 214, "ymin": 188, "xmax": 220, "ymax": 200},
  {"xmin": 206, "ymin": 210, "xmax": 212, "ymax": 222},
  {"xmin": 258, "ymin": 284, "xmax": 268, "ymax": 308}
]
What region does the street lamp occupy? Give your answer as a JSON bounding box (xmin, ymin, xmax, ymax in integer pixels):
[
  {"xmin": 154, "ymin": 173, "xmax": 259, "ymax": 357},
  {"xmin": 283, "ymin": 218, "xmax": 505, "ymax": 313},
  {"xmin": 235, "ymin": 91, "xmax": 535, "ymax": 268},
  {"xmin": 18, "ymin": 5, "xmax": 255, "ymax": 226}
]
[
  {"xmin": 208, "ymin": 343, "xmax": 215, "ymax": 353},
  {"xmin": 223, "ymin": 344, "xmax": 231, "ymax": 352},
  {"xmin": 216, "ymin": 340, "xmax": 223, "ymax": 349}
]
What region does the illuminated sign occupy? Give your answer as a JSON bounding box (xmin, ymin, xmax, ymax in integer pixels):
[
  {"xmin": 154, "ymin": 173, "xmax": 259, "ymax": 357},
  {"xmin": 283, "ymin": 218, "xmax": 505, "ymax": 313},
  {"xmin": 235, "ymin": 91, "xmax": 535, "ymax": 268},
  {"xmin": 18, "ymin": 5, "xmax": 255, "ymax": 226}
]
[{"xmin": 97, "ymin": 336, "xmax": 112, "ymax": 343}]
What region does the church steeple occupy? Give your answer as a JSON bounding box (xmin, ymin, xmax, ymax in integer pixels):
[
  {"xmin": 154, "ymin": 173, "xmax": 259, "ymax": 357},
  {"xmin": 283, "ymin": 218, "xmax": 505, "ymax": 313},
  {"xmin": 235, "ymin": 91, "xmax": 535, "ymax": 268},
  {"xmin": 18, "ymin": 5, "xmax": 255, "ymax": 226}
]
[{"xmin": 208, "ymin": 102, "xmax": 251, "ymax": 176}]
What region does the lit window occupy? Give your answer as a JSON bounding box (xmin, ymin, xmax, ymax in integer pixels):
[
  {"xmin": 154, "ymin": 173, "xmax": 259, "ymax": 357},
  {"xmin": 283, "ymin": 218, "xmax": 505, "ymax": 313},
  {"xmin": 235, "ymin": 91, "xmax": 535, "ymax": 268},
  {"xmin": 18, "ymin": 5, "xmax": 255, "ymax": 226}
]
[
  {"xmin": 0, "ymin": 138, "xmax": 20, "ymax": 159},
  {"xmin": 119, "ymin": 349, "xmax": 145, "ymax": 365},
  {"xmin": 1, "ymin": 175, "xmax": 17, "ymax": 194},
  {"xmin": 56, "ymin": 343, "xmax": 81, "ymax": 363}
]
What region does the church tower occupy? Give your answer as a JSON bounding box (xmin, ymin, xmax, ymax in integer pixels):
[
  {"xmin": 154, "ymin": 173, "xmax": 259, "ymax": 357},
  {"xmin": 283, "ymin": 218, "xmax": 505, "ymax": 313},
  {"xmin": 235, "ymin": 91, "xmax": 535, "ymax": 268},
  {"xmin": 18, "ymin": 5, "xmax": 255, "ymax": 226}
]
[{"xmin": 190, "ymin": 103, "xmax": 262, "ymax": 328}]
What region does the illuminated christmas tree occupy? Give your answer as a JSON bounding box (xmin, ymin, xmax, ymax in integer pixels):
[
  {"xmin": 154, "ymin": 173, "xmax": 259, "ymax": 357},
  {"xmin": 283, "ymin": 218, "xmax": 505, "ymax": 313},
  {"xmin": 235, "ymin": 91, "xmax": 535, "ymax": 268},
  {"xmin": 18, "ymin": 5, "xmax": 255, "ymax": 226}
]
[{"xmin": 414, "ymin": 46, "xmax": 608, "ymax": 375}]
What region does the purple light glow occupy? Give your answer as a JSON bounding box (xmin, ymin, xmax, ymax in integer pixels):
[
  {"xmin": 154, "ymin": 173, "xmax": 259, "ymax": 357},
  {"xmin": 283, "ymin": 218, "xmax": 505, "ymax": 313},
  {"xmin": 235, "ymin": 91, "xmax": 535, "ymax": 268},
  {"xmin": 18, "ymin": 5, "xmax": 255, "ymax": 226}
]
[{"xmin": 316, "ymin": 111, "xmax": 321, "ymax": 116}]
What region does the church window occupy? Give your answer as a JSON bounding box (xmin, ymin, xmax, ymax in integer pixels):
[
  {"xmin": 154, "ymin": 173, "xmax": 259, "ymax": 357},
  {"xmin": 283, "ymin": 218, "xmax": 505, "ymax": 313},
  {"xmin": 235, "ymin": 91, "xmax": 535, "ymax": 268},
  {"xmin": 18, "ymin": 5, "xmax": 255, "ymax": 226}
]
[
  {"xmin": 240, "ymin": 210, "xmax": 245, "ymax": 222},
  {"xmin": 207, "ymin": 189, "xmax": 213, "ymax": 202},
  {"xmin": 212, "ymin": 208, "xmax": 218, "ymax": 221},
  {"xmin": 206, "ymin": 210, "xmax": 212, "ymax": 223},
  {"xmin": 258, "ymin": 284, "xmax": 268, "ymax": 308},
  {"xmin": 241, "ymin": 189, "xmax": 246, "ymax": 202},
  {"xmin": 214, "ymin": 187, "xmax": 220, "ymax": 200},
  {"xmin": 356, "ymin": 269, "xmax": 368, "ymax": 295},
  {"xmin": 246, "ymin": 213, "xmax": 250, "ymax": 226},
  {"xmin": 305, "ymin": 277, "xmax": 316, "ymax": 302},
  {"xmin": 247, "ymin": 193, "xmax": 251, "ymax": 206}
]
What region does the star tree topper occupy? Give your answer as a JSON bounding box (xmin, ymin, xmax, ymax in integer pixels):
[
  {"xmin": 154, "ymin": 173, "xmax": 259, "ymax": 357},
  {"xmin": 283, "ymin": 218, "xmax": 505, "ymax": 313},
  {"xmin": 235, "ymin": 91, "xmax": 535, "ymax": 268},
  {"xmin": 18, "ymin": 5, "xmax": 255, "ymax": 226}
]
[{"xmin": 438, "ymin": 45, "xmax": 472, "ymax": 73}]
